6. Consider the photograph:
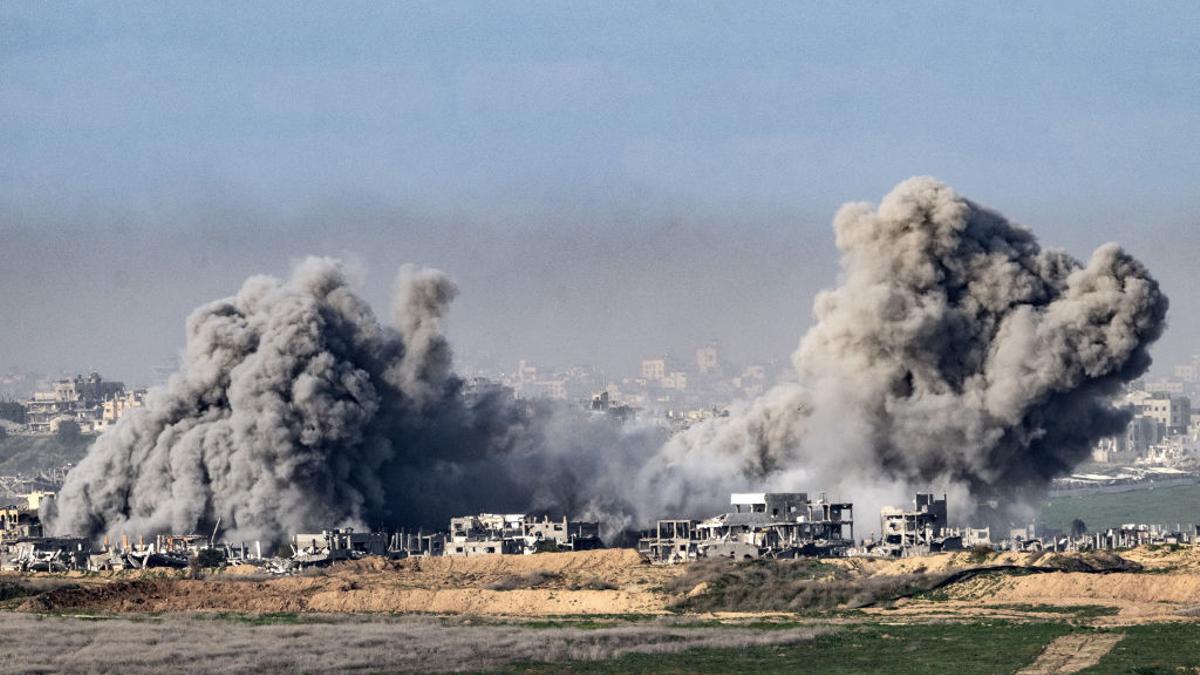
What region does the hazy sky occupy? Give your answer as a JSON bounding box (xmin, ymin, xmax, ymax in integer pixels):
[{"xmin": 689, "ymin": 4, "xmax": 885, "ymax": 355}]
[{"xmin": 2, "ymin": 3, "xmax": 1198, "ymax": 385}]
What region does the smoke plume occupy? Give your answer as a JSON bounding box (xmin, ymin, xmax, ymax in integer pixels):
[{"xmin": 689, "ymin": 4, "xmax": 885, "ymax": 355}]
[
  {"xmin": 49, "ymin": 255, "xmax": 661, "ymax": 544},
  {"xmin": 634, "ymin": 177, "xmax": 1168, "ymax": 523},
  {"xmin": 50, "ymin": 178, "xmax": 1167, "ymax": 542}
]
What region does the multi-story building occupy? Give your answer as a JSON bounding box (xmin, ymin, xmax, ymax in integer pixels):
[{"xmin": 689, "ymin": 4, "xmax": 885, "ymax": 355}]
[
  {"xmin": 695, "ymin": 344, "xmax": 720, "ymax": 374},
  {"xmin": 446, "ymin": 513, "xmax": 601, "ymax": 556},
  {"xmin": 639, "ymin": 492, "xmax": 856, "ymax": 562},
  {"xmin": 24, "ymin": 372, "xmax": 126, "ymax": 433},
  {"xmin": 641, "ymin": 359, "xmax": 666, "ymax": 381},
  {"xmin": 1140, "ymin": 395, "xmax": 1191, "ymax": 435},
  {"xmin": 98, "ymin": 389, "xmax": 146, "ymax": 429}
]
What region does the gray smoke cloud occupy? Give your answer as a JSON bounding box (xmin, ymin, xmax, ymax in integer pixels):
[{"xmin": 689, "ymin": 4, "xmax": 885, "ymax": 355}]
[
  {"xmin": 48, "ymin": 255, "xmax": 660, "ymax": 544},
  {"xmin": 633, "ymin": 177, "xmax": 1168, "ymax": 525},
  {"xmin": 50, "ymin": 177, "xmax": 1167, "ymax": 543}
]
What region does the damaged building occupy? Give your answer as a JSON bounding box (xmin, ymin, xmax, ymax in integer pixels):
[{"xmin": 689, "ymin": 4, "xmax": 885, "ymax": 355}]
[
  {"xmin": 447, "ymin": 513, "xmax": 601, "ymax": 556},
  {"xmin": 865, "ymin": 493, "xmax": 993, "ymax": 557},
  {"xmin": 639, "ymin": 492, "xmax": 856, "ymax": 562},
  {"xmin": 292, "ymin": 529, "xmax": 388, "ymax": 565}
]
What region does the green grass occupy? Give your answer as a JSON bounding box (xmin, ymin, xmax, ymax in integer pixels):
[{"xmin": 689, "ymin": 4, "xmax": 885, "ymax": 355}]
[
  {"xmin": 496, "ymin": 622, "xmax": 1073, "ymax": 674},
  {"xmin": 1039, "ymin": 483, "xmax": 1200, "ymax": 533},
  {"xmin": 1083, "ymin": 623, "xmax": 1200, "ymax": 673},
  {"xmin": 987, "ymin": 604, "xmax": 1121, "ymax": 619}
]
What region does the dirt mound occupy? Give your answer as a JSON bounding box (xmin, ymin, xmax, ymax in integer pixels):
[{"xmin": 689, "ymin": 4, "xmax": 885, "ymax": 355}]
[
  {"xmin": 395, "ymin": 548, "xmax": 647, "ymax": 575},
  {"xmin": 306, "ymin": 588, "xmax": 666, "ymax": 614},
  {"xmin": 1121, "ymin": 545, "xmax": 1200, "ymax": 572},
  {"xmin": 1040, "ymin": 551, "xmax": 1142, "ymax": 573},
  {"xmin": 947, "ymin": 571, "xmax": 1200, "ymax": 605},
  {"xmin": 22, "ymin": 579, "xmax": 313, "ymax": 614},
  {"xmin": 19, "ymin": 550, "xmax": 674, "ymax": 616}
]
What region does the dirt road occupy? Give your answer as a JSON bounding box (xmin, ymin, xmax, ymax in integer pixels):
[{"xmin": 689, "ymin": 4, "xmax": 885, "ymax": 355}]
[{"xmin": 1017, "ymin": 633, "xmax": 1125, "ymax": 674}]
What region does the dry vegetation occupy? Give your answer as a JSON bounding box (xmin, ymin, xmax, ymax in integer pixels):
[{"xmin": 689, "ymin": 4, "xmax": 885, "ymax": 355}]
[
  {"xmin": 3, "ymin": 545, "xmax": 1199, "ymax": 624},
  {"xmin": 664, "ymin": 558, "xmax": 945, "ymax": 612},
  {"xmin": 0, "ymin": 612, "xmax": 828, "ymax": 674},
  {"xmin": 4, "ymin": 546, "xmax": 1200, "ymax": 672}
]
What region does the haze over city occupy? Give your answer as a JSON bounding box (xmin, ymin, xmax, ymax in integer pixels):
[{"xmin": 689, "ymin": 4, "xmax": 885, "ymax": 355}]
[{"xmin": 3, "ymin": 3, "xmax": 1198, "ymax": 385}]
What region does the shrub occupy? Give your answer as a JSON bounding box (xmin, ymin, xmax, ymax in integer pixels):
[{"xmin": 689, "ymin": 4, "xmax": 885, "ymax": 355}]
[{"xmin": 486, "ymin": 571, "xmax": 562, "ymax": 591}]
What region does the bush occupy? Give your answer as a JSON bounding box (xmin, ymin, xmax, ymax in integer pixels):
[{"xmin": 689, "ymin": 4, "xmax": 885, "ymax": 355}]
[
  {"xmin": 665, "ymin": 558, "xmax": 945, "ymax": 612},
  {"xmin": 968, "ymin": 544, "xmax": 994, "ymax": 564},
  {"xmin": 0, "ymin": 400, "xmax": 25, "ymax": 424},
  {"xmin": 485, "ymin": 571, "xmax": 562, "ymax": 591},
  {"xmin": 569, "ymin": 577, "xmax": 618, "ymax": 591},
  {"xmin": 54, "ymin": 420, "xmax": 82, "ymax": 442}
]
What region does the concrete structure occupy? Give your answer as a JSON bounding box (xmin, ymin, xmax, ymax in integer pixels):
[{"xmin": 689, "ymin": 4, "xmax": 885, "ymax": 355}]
[
  {"xmin": 1141, "ymin": 395, "xmax": 1191, "ymax": 435},
  {"xmin": 637, "ymin": 520, "xmax": 700, "ymax": 564},
  {"xmin": 641, "ymin": 359, "xmax": 666, "ymax": 381},
  {"xmin": 870, "ymin": 493, "xmax": 972, "ymax": 557},
  {"xmin": 2, "ymin": 537, "xmax": 89, "ymax": 572},
  {"xmin": 292, "ymin": 529, "xmax": 387, "ymax": 565},
  {"xmin": 0, "ymin": 506, "xmax": 42, "ymax": 541},
  {"xmin": 24, "ymin": 372, "xmax": 127, "ymax": 433},
  {"xmin": 389, "ymin": 530, "xmax": 446, "ymax": 558},
  {"xmin": 448, "ymin": 513, "xmax": 602, "ymax": 556},
  {"xmin": 99, "ymin": 389, "xmax": 146, "ymax": 428},
  {"xmin": 695, "ymin": 344, "xmax": 720, "ymax": 374},
  {"xmin": 639, "ymin": 492, "xmax": 855, "ymax": 563}
]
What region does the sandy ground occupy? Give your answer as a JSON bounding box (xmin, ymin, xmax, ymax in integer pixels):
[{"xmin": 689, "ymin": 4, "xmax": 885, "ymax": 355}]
[
  {"xmin": 16, "ymin": 549, "xmax": 684, "ymax": 616},
  {"xmin": 9, "ymin": 546, "xmax": 1200, "ymax": 624}
]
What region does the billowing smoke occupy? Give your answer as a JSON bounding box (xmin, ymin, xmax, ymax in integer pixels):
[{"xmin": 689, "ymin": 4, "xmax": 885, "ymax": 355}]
[
  {"xmin": 49, "ymin": 255, "xmax": 661, "ymax": 544},
  {"xmin": 50, "ymin": 177, "xmax": 1167, "ymax": 543},
  {"xmin": 633, "ymin": 177, "xmax": 1168, "ymax": 525}
]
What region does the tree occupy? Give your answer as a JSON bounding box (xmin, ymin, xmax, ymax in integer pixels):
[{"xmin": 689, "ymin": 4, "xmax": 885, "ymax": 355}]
[
  {"xmin": 0, "ymin": 399, "xmax": 24, "ymax": 424},
  {"xmin": 1070, "ymin": 518, "xmax": 1087, "ymax": 536},
  {"xmin": 54, "ymin": 419, "xmax": 82, "ymax": 442}
]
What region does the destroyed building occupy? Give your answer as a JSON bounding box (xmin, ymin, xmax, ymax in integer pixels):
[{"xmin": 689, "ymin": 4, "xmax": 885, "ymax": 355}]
[
  {"xmin": 3, "ymin": 536, "xmax": 89, "ymax": 572},
  {"xmin": 0, "ymin": 505, "xmax": 43, "ymax": 541},
  {"xmin": 447, "ymin": 513, "xmax": 601, "ymax": 556},
  {"xmin": 292, "ymin": 529, "xmax": 388, "ymax": 565},
  {"xmin": 639, "ymin": 492, "xmax": 855, "ymax": 563},
  {"xmin": 23, "ymin": 372, "xmax": 132, "ymax": 433},
  {"xmin": 637, "ymin": 520, "xmax": 700, "ymax": 564},
  {"xmin": 867, "ymin": 493, "xmax": 992, "ymax": 557},
  {"xmin": 390, "ymin": 529, "xmax": 446, "ymax": 558}
]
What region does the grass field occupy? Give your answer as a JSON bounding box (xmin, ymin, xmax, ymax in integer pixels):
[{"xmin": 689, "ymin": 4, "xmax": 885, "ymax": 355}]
[
  {"xmin": 502, "ymin": 622, "xmax": 1074, "ymax": 674},
  {"xmin": 1039, "ymin": 483, "xmax": 1200, "ymax": 532},
  {"xmin": 1085, "ymin": 623, "xmax": 1200, "ymax": 673}
]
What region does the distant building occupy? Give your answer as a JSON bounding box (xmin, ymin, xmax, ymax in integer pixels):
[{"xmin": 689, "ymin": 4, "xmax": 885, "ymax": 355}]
[
  {"xmin": 24, "ymin": 372, "xmax": 127, "ymax": 433},
  {"xmin": 1141, "ymin": 395, "xmax": 1191, "ymax": 435},
  {"xmin": 1145, "ymin": 380, "xmax": 1186, "ymax": 396},
  {"xmin": 641, "ymin": 359, "xmax": 666, "ymax": 381},
  {"xmin": 99, "ymin": 389, "xmax": 146, "ymax": 429},
  {"xmin": 695, "ymin": 344, "xmax": 720, "ymax": 374},
  {"xmin": 523, "ymin": 379, "xmax": 567, "ymax": 400},
  {"xmin": 661, "ymin": 371, "xmax": 688, "ymax": 390}
]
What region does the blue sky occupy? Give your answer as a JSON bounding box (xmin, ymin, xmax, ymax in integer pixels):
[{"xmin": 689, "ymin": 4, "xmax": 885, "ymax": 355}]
[{"xmin": 2, "ymin": 3, "xmax": 1198, "ymax": 380}]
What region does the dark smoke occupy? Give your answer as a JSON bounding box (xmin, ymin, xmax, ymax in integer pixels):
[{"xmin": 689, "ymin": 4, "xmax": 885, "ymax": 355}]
[{"xmin": 50, "ymin": 178, "xmax": 1167, "ymax": 542}]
